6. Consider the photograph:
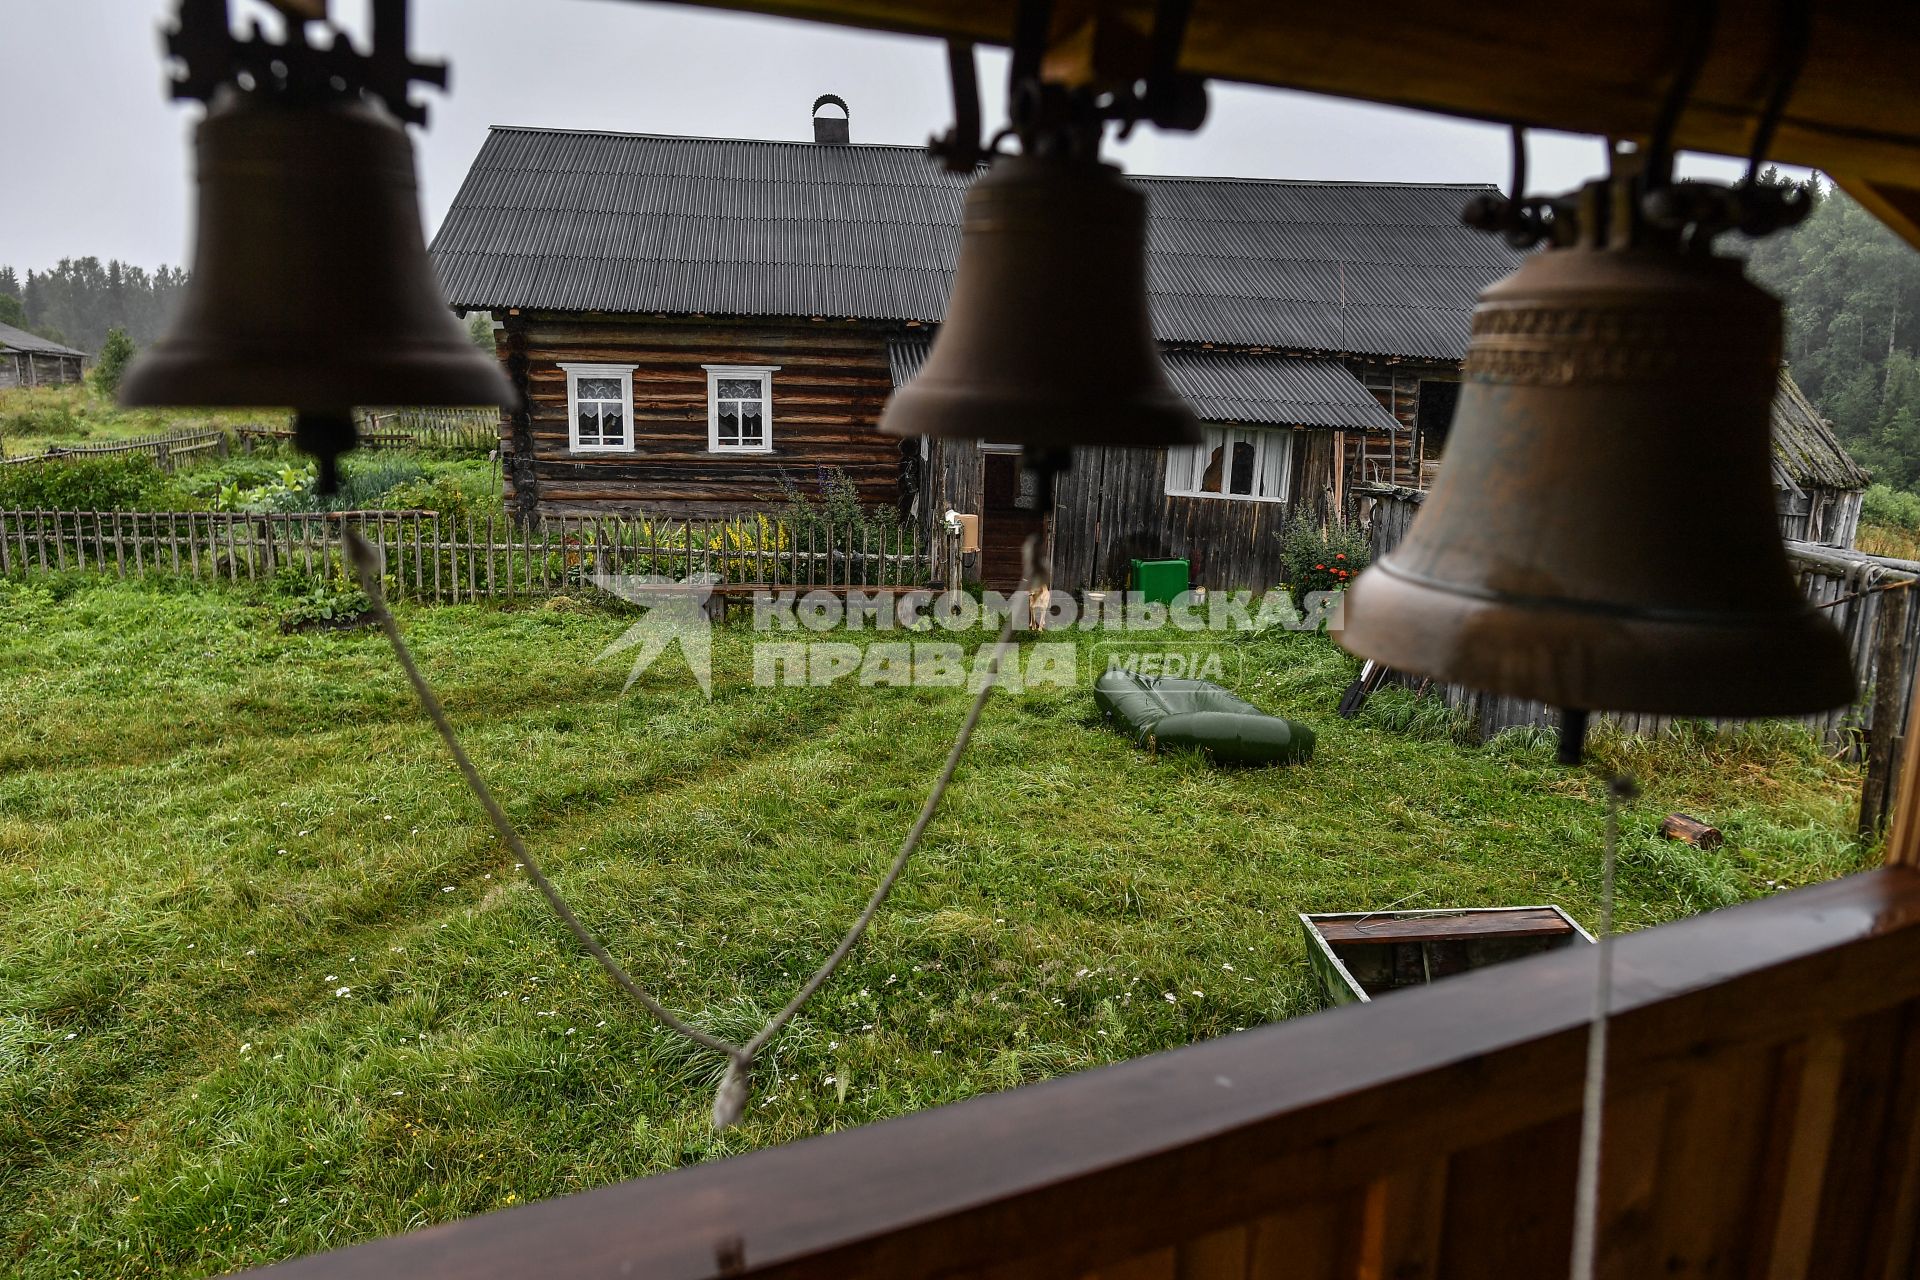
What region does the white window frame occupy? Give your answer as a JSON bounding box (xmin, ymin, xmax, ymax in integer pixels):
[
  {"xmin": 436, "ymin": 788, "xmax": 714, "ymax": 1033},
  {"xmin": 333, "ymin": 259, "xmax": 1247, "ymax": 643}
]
[
  {"xmin": 560, "ymin": 362, "xmax": 637, "ymax": 454},
  {"xmin": 1165, "ymin": 424, "xmax": 1294, "ymax": 503},
  {"xmin": 703, "ymin": 364, "xmax": 779, "ymax": 454}
]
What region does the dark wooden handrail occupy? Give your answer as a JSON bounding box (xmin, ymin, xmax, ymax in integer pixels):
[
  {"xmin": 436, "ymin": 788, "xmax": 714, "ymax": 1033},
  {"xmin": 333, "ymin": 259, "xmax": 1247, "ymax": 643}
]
[{"xmin": 253, "ymin": 868, "xmax": 1920, "ymax": 1279}]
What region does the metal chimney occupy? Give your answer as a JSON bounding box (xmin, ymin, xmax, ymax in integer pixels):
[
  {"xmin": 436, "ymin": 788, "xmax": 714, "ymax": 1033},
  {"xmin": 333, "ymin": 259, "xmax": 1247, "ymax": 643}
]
[{"xmin": 812, "ymin": 94, "xmax": 850, "ymax": 144}]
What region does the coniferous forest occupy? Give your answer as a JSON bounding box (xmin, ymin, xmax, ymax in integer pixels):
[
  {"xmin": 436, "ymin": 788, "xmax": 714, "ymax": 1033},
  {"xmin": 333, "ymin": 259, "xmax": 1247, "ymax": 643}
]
[{"xmin": 0, "ymin": 258, "xmax": 191, "ymax": 356}]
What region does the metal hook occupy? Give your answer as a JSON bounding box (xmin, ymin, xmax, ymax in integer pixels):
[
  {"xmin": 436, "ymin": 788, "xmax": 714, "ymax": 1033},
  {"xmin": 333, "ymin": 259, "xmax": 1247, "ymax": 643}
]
[{"xmin": 926, "ymin": 40, "xmax": 984, "ymax": 173}]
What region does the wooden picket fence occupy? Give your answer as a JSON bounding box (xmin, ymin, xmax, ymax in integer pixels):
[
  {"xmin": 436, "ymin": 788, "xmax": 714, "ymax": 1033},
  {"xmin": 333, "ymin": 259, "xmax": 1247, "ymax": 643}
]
[
  {"xmin": 1352, "ymin": 482, "xmax": 1920, "ymax": 824},
  {"xmin": 0, "ymin": 508, "xmax": 932, "ymax": 598},
  {"xmin": 1, "ymin": 427, "xmax": 230, "ymax": 471},
  {"xmin": 358, "ymin": 407, "xmax": 499, "ymax": 451}
]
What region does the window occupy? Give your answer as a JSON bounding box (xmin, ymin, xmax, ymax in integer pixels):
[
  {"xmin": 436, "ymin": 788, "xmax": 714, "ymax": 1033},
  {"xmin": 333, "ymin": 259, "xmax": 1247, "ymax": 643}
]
[
  {"xmin": 703, "ymin": 364, "xmax": 778, "ymax": 453},
  {"xmin": 1166, "ymin": 425, "xmax": 1293, "ymax": 502},
  {"xmin": 561, "ymin": 362, "xmax": 636, "ymax": 453}
]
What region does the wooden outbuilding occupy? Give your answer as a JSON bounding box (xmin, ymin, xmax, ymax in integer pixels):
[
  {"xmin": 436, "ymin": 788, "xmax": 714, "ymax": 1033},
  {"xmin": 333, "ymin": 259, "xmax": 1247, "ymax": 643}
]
[
  {"xmin": 0, "ymin": 320, "xmax": 85, "ymax": 389},
  {"xmin": 1772, "ymin": 369, "xmax": 1871, "ymax": 547}
]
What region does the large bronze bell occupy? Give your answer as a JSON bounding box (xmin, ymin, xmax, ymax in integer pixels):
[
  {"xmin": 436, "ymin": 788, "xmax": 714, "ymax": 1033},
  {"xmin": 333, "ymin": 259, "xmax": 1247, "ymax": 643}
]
[
  {"xmin": 121, "ymin": 88, "xmax": 511, "ymax": 415},
  {"xmin": 880, "ymin": 155, "xmax": 1200, "ymax": 450},
  {"xmin": 1341, "ymin": 209, "xmax": 1854, "ymax": 717}
]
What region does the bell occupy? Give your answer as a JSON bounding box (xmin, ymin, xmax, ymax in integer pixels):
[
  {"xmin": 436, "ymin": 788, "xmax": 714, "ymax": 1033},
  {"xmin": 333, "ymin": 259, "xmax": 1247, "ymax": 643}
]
[
  {"xmin": 880, "ymin": 154, "xmax": 1200, "ymax": 450},
  {"xmin": 1341, "ymin": 225, "xmax": 1854, "ymax": 717},
  {"xmin": 121, "ymin": 89, "xmax": 511, "ymax": 451}
]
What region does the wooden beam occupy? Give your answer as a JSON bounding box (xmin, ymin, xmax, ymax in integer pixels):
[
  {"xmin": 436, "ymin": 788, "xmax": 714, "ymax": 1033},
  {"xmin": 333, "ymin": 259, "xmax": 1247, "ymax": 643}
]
[
  {"xmin": 1838, "ymin": 177, "xmax": 1920, "ymax": 253},
  {"xmin": 1884, "ymin": 674, "xmax": 1920, "ymax": 867},
  {"xmin": 622, "ymin": 1, "xmax": 1920, "ymax": 228},
  {"xmin": 264, "ymin": 0, "xmax": 329, "ymax": 18}
]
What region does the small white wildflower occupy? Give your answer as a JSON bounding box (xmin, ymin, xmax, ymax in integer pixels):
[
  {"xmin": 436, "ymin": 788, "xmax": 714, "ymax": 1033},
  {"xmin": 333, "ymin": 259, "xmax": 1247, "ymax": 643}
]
[
  {"xmin": 861, "ymin": 1023, "xmax": 873, "ymax": 1030},
  {"xmin": 1163, "ymin": 992, "xmax": 1177, "ymax": 1004},
  {"xmin": 298, "ymin": 830, "xmax": 310, "ymax": 837},
  {"xmin": 441, "ymin": 886, "xmax": 454, "ymax": 893},
  {"xmin": 383, "ymin": 814, "xmax": 394, "ymax": 821},
  {"xmin": 277, "ymin": 849, "xmax": 287, "ymax": 855},
  {"xmin": 595, "ymin": 1020, "xmax": 606, "ymax": 1028},
  {"xmin": 240, "ymin": 1043, "xmax": 251, "ymax": 1054},
  {"xmin": 1076, "ymin": 968, "xmax": 1090, "ymax": 977},
  {"xmin": 279, "ymin": 1196, "xmax": 289, "ymax": 1204},
  {"xmin": 64, "ymin": 1032, "xmax": 77, "ymax": 1041},
  {"xmin": 1192, "ymin": 990, "xmax": 1204, "ymax": 997},
  {"xmin": 245, "ymin": 949, "xmax": 256, "ymax": 956},
  {"xmin": 565, "ymin": 1027, "xmax": 575, "ymax": 1036},
  {"xmin": 325, "ymin": 975, "xmax": 338, "ymax": 983},
  {"xmin": 1222, "ymin": 963, "xmax": 1234, "ymax": 972},
  {"xmin": 931, "ymin": 1049, "xmax": 942, "ymax": 1055},
  {"xmin": 829, "ymin": 1040, "xmax": 839, "ymax": 1049},
  {"xmin": 334, "ymin": 986, "xmax": 351, "ymax": 997},
  {"xmin": 823, "ymin": 1075, "xmax": 836, "ymax": 1085}
]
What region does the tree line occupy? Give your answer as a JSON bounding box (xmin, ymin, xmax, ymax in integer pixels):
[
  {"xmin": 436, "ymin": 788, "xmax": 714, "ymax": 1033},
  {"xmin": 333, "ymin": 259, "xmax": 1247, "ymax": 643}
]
[
  {"xmin": 0, "ymin": 259, "xmax": 190, "ymax": 358},
  {"xmin": 1745, "ymin": 174, "xmax": 1920, "ymax": 491}
]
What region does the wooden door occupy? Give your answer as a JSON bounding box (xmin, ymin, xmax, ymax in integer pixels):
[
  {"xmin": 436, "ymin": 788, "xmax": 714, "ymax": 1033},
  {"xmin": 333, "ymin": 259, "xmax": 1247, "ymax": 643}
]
[{"xmin": 980, "ymin": 452, "xmax": 1046, "ymax": 590}]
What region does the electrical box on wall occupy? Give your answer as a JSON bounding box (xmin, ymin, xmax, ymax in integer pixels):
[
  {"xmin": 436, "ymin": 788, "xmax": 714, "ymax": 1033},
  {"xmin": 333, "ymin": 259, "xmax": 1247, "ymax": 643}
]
[{"xmin": 944, "ymin": 509, "xmax": 981, "ymax": 553}]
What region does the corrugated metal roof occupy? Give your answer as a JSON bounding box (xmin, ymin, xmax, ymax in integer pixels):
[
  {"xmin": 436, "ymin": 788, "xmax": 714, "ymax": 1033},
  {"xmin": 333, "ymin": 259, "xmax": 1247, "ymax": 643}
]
[
  {"xmin": 0, "ymin": 321, "xmax": 85, "ymax": 358},
  {"xmin": 1772, "ymin": 369, "xmax": 1870, "ymax": 491},
  {"xmin": 888, "ymin": 338, "xmax": 1402, "ymax": 433},
  {"xmin": 432, "ymin": 128, "xmax": 1524, "ymax": 361}
]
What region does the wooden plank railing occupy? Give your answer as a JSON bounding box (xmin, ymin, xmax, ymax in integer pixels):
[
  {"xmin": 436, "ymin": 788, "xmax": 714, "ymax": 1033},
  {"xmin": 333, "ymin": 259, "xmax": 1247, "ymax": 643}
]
[
  {"xmin": 0, "ymin": 509, "xmax": 934, "ymax": 595},
  {"xmin": 247, "ymin": 867, "xmax": 1920, "ymax": 1279}
]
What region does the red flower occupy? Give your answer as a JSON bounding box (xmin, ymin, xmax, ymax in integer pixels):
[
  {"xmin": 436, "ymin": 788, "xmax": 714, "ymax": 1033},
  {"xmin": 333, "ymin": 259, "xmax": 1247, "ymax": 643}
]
[
  {"xmin": 1315, "ymin": 564, "xmax": 1325, "ymax": 570},
  {"xmin": 1335, "ymin": 553, "xmax": 1347, "ymax": 560}
]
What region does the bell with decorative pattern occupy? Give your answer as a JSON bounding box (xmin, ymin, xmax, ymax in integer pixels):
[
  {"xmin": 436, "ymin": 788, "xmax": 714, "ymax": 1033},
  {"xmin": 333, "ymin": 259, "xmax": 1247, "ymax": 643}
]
[{"xmin": 1340, "ymin": 207, "xmax": 1854, "ymax": 716}]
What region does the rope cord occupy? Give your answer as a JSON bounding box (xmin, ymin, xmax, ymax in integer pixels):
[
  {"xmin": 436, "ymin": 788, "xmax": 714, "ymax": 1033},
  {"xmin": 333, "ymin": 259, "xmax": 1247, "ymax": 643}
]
[
  {"xmin": 1568, "ymin": 773, "xmax": 1636, "ymax": 1280},
  {"xmin": 345, "ymin": 526, "xmax": 1047, "ymax": 1128}
]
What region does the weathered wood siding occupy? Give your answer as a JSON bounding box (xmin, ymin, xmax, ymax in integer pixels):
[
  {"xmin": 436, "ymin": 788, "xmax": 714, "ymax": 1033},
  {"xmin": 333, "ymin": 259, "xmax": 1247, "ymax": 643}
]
[
  {"xmin": 502, "ymin": 313, "xmax": 907, "ymax": 518},
  {"xmin": 0, "ymin": 350, "xmax": 84, "ymax": 390},
  {"xmin": 1346, "ymin": 357, "xmax": 1457, "ymax": 488},
  {"xmin": 954, "ymin": 431, "xmax": 1346, "ymax": 592},
  {"xmin": 1779, "ymin": 485, "xmax": 1864, "ymax": 549}
]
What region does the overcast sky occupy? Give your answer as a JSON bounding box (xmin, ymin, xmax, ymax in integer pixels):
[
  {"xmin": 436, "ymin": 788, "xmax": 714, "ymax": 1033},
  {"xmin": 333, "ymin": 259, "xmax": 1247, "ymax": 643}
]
[{"xmin": 1, "ymin": 0, "xmax": 1765, "ymax": 278}]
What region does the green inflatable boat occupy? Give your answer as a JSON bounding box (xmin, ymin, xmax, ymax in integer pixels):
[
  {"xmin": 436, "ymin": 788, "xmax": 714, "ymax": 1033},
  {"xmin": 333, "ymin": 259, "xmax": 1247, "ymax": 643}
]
[{"xmin": 1094, "ymin": 670, "xmax": 1316, "ymax": 765}]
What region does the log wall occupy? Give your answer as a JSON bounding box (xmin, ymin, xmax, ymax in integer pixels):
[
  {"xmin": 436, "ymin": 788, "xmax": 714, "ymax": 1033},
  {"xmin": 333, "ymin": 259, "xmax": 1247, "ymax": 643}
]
[{"xmin": 502, "ymin": 313, "xmax": 909, "ymax": 519}]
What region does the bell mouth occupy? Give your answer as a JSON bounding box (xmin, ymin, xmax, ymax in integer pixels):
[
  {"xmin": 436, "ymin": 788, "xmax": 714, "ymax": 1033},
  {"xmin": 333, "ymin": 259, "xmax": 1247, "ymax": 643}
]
[
  {"xmin": 878, "ymin": 380, "xmax": 1202, "ymax": 448},
  {"xmin": 1341, "ymin": 557, "xmax": 1858, "ymax": 717}
]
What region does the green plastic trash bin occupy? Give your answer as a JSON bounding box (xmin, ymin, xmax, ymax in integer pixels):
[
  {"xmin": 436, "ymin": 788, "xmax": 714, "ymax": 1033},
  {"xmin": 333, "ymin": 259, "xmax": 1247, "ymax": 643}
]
[{"xmin": 1129, "ymin": 557, "xmax": 1190, "ymax": 605}]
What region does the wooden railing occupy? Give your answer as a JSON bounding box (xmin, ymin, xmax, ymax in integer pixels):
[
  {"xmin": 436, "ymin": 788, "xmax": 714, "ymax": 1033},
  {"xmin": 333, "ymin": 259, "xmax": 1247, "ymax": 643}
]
[
  {"xmin": 0, "ymin": 509, "xmax": 933, "ymax": 595},
  {"xmin": 250, "ymin": 867, "xmax": 1920, "ymax": 1279}
]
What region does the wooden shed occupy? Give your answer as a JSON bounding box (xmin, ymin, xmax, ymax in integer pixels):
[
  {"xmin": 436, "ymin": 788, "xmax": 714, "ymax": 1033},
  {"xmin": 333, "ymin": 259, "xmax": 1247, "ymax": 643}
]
[
  {"xmin": 0, "ymin": 320, "xmax": 85, "ymax": 389},
  {"xmin": 1773, "ymin": 369, "xmax": 1871, "ymax": 547}
]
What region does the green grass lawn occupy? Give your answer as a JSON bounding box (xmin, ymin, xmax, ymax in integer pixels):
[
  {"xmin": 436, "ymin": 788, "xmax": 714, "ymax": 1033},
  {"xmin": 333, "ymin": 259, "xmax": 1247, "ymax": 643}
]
[{"xmin": 0, "ymin": 574, "xmax": 1873, "ymax": 1276}]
